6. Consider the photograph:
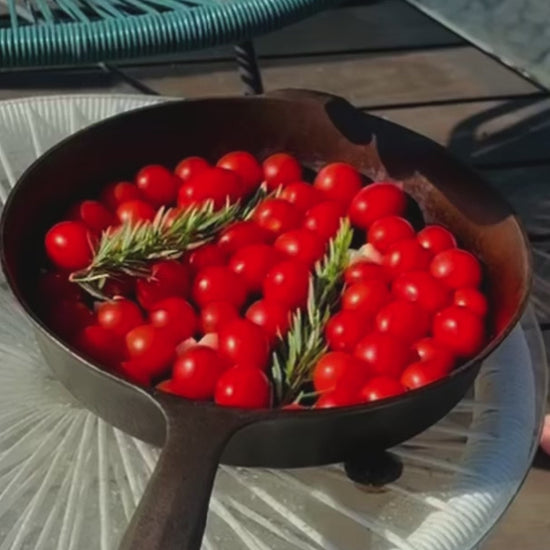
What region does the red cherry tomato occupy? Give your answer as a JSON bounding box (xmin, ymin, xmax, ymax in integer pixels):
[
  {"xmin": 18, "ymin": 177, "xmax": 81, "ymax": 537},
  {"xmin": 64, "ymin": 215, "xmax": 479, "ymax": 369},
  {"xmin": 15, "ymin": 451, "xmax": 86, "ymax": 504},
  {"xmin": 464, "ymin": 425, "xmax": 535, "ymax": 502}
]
[
  {"xmin": 229, "ymin": 244, "xmax": 281, "ymax": 294},
  {"xmin": 149, "ymin": 297, "xmax": 197, "ymax": 343},
  {"xmin": 75, "ymin": 325, "xmax": 125, "ymax": 369},
  {"xmin": 341, "ymin": 279, "xmax": 390, "ymax": 319},
  {"xmin": 215, "ymin": 365, "xmax": 271, "ymax": 409},
  {"xmin": 200, "ymin": 301, "xmax": 240, "ymax": 333},
  {"xmin": 178, "ymin": 167, "xmax": 241, "ymax": 209},
  {"xmin": 313, "ymin": 163, "xmax": 363, "ymax": 207},
  {"xmin": 48, "ymin": 299, "xmax": 94, "ymax": 340},
  {"xmin": 217, "ymin": 151, "xmax": 262, "ymax": 195},
  {"xmin": 245, "ymin": 299, "xmax": 291, "ymax": 343},
  {"xmin": 348, "ymin": 182, "xmax": 406, "ymax": 230},
  {"xmin": 97, "ymin": 299, "xmax": 143, "ymax": 337},
  {"xmin": 280, "ymin": 182, "xmax": 323, "ymax": 212},
  {"xmin": 360, "ymin": 376, "xmax": 405, "ymax": 402},
  {"xmin": 101, "ymin": 181, "xmax": 143, "ymax": 211},
  {"xmin": 171, "ymin": 346, "xmax": 228, "ymax": 400},
  {"xmin": 37, "ymin": 271, "xmax": 83, "ymax": 304},
  {"xmin": 417, "ymin": 225, "xmax": 457, "ymax": 255},
  {"xmin": 382, "ymin": 238, "xmax": 431, "ymax": 277},
  {"xmin": 412, "ymin": 337, "xmax": 455, "ymax": 371},
  {"xmin": 454, "ymin": 288, "xmax": 488, "ymax": 317},
  {"xmin": 136, "ymin": 165, "xmax": 179, "ymax": 207},
  {"xmin": 344, "ymin": 261, "xmax": 389, "ymax": 285},
  {"xmin": 116, "ymin": 199, "xmax": 156, "ymax": 224},
  {"xmin": 103, "ymin": 276, "xmax": 135, "ymax": 299},
  {"xmin": 136, "ymin": 260, "xmax": 191, "ymax": 309},
  {"xmin": 313, "ymin": 352, "xmax": 368, "ymax": 393},
  {"xmin": 252, "ymin": 199, "xmax": 302, "ymax": 238},
  {"xmin": 274, "ymin": 229, "xmax": 326, "ymax": 267},
  {"xmin": 315, "ymin": 387, "xmax": 361, "ymax": 409},
  {"xmin": 174, "ymin": 156, "xmax": 210, "ymax": 182},
  {"xmin": 430, "ymin": 249, "xmax": 482, "ymax": 289},
  {"xmin": 303, "ymin": 201, "xmax": 345, "ymax": 241},
  {"xmin": 45, "ymin": 221, "xmax": 93, "ymax": 271},
  {"xmin": 375, "ymin": 300, "xmax": 430, "ymax": 343},
  {"xmin": 433, "ymin": 306, "xmax": 485, "ymax": 357},
  {"xmin": 367, "ymin": 216, "xmax": 415, "ymax": 253},
  {"xmin": 400, "ymin": 359, "xmax": 450, "ymax": 390},
  {"xmin": 263, "ymin": 260, "xmax": 310, "ymax": 309},
  {"xmin": 354, "ymin": 332, "xmax": 411, "ymax": 378},
  {"xmin": 156, "ymin": 379, "xmax": 178, "ymax": 395},
  {"xmin": 68, "ymin": 200, "xmax": 116, "ymax": 233},
  {"xmin": 392, "ymin": 271, "xmax": 450, "ymax": 314},
  {"xmin": 325, "ymin": 310, "xmax": 372, "ymax": 352},
  {"xmin": 192, "ymin": 266, "xmax": 248, "ymax": 309},
  {"xmin": 218, "ymin": 318, "xmax": 270, "ymax": 370},
  {"xmin": 186, "ymin": 243, "xmax": 227, "ymax": 274},
  {"xmin": 218, "ymin": 221, "xmax": 272, "ymax": 255},
  {"xmin": 125, "ymin": 324, "xmax": 175, "ymax": 378},
  {"xmin": 262, "ymin": 153, "xmax": 302, "ymax": 191}
]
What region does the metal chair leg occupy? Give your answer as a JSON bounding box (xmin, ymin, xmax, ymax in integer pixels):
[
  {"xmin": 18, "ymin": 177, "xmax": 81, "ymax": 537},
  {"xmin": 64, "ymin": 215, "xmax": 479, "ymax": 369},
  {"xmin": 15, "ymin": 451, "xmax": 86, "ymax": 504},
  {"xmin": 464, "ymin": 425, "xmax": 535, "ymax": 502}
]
[{"xmin": 234, "ymin": 40, "xmax": 264, "ymax": 95}]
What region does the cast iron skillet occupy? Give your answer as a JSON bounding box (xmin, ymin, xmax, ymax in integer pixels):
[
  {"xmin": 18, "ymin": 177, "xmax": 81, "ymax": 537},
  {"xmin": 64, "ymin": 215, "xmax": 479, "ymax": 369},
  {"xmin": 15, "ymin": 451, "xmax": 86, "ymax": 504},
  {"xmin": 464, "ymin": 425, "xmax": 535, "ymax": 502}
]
[{"xmin": 0, "ymin": 90, "xmax": 531, "ymax": 550}]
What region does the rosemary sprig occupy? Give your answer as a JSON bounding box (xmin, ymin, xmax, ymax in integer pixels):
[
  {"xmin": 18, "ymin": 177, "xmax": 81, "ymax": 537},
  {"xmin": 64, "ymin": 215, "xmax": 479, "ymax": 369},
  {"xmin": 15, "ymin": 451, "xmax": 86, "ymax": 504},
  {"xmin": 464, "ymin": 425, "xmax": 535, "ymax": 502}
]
[
  {"xmin": 271, "ymin": 219, "xmax": 353, "ymax": 406},
  {"xmin": 71, "ymin": 185, "xmax": 269, "ymax": 297}
]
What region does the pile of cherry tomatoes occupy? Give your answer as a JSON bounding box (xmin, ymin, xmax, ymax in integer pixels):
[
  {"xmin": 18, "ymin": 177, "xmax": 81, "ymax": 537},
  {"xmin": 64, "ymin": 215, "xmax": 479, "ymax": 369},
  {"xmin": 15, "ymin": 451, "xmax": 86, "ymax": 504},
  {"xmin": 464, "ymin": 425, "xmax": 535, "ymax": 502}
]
[{"xmin": 41, "ymin": 150, "xmax": 488, "ymax": 409}]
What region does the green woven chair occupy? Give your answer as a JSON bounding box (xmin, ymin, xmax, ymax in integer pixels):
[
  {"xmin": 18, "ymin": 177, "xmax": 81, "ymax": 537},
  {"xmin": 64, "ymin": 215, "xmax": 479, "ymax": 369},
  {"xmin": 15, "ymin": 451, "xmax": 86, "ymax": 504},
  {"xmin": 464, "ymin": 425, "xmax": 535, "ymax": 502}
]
[{"xmin": 0, "ymin": 0, "xmax": 341, "ymax": 93}]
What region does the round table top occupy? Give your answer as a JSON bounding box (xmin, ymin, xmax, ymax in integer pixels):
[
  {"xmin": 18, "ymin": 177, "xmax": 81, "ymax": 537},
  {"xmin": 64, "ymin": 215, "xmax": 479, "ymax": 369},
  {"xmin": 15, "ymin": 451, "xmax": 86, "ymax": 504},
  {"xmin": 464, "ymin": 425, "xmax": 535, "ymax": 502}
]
[
  {"xmin": 0, "ymin": 0, "xmax": 341, "ymax": 68},
  {"xmin": 0, "ymin": 94, "xmax": 546, "ymax": 550}
]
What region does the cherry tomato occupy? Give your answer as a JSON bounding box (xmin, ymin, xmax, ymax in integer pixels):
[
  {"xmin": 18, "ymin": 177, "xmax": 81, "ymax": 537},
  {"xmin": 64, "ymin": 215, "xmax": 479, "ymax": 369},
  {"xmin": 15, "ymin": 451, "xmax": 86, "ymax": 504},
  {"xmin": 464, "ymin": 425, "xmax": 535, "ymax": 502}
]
[
  {"xmin": 262, "ymin": 153, "xmax": 302, "ymax": 191},
  {"xmin": 344, "ymin": 261, "xmax": 389, "ymax": 285},
  {"xmin": 217, "ymin": 151, "xmax": 262, "ymax": 195},
  {"xmin": 156, "ymin": 379, "xmax": 178, "ymax": 394},
  {"xmin": 315, "ymin": 387, "xmax": 361, "ymax": 408},
  {"xmin": 116, "ymin": 199, "xmax": 156, "ymax": 224},
  {"xmin": 136, "ymin": 260, "xmax": 191, "ymax": 309},
  {"xmin": 175, "ymin": 156, "xmax": 210, "ymax": 182},
  {"xmin": 218, "ymin": 318, "xmax": 270, "ymax": 369},
  {"xmin": 227, "ymin": 244, "xmax": 279, "ymax": 294},
  {"xmin": 412, "ymin": 337, "xmax": 455, "ymax": 371},
  {"xmin": 313, "ymin": 163, "xmax": 362, "ymax": 207},
  {"xmin": 37, "ymin": 271, "xmax": 83, "ymax": 304},
  {"xmin": 97, "ymin": 299, "xmax": 143, "ymax": 337},
  {"xmin": 75, "ymin": 325, "xmax": 125, "ymax": 369},
  {"xmin": 375, "ymin": 300, "xmax": 430, "ymax": 343},
  {"xmin": 274, "ymin": 229, "xmax": 326, "ymax": 267},
  {"xmin": 313, "ymin": 351, "xmax": 369, "ymax": 393},
  {"xmin": 263, "ymin": 260, "xmax": 310, "ymax": 309},
  {"xmin": 45, "ymin": 221, "xmax": 93, "ymax": 271},
  {"xmin": 433, "ymin": 306, "xmax": 485, "ymax": 357},
  {"xmin": 430, "ymin": 249, "xmax": 482, "ymax": 289},
  {"xmin": 348, "ymin": 182, "xmax": 406, "ymax": 230},
  {"xmin": 454, "ymin": 288, "xmax": 488, "ymax": 317},
  {"xmin": 192, "ymin": 266, "xmax": 248, "ymax": 309},
  {"xmin": 119, "ymin": 358, "xmax": 154, "ymax": 386},
  {"xmin": 341, "ymin": 279, "xmax": 390, "ymax": 319},
  {"xmin": 325, "ymin": 310, "xmax": 372, "ymax": 352},
  {"xmin": 101, "ymin": 181, "xmax": 143, "ymax": 211},
  {"xmin": 136, "ymin": 165, "xmax": 179, "ymax": 207},
  {"xmin": 354, "ymin": 332, "xmax": 411, "ymax": 378},
  {"xmin": 252, "ymin": 199, "xmax": 302, "ymax": 238},
  {"xmin": 68, "ymin": 200, "xmax": 116, "ymax": 233},
  {"xmin": 186, "ymin": 243, "xmax": 227, "ymax": 274},
  {"xmin": 215, "ymin": 365, "xmax": 271, "ymax": 409},
  {"xmin": 280, "ymin": 182, "xmax": 323, "ymax": 212},
  {"xmin": 125, "ymin": 324, "xmax": 175, "ymax": 377},
  {"xmin": 178, "ymin": 167, "xmax": 241, "ymax": 209},
  {"xmin": 303, "ymin": 201, "xmax": 345, "ymax": 241},
  {"xmin": 392, "ymin": 270, "xmax": 450, "ymax": 314},
  {"xmin": 417, "ymin": 225, "xmax": 457, "ymax": 255},
  {"xmin": 400, "ymin": 359, "xmax": 449, "ymax": 390},
  {"xmin": 382, "ymin": 238, "xmax": 431, "ymax": 277},
  {"xmin": 149, "ymin": 297, "xmax": 198, "ymax": 343},
  {"xmin": 368, "ymin": 216, "xmax": 415, "ymax": 253},
  {"xmin": 360, "ymin": 376, "xmax": 405, "ymax": 402},
  {"xmin": 218, "ymin": 221, "xmax": 272, "ymax": 255},
  {"xmin": 200, "ymin": 301, "xmax": 240, "ymax": 333},
  {"xmin": 48, "ymin": 299, "xmax": 94, "ymax": 340},
  {"xmin": 102, "ymin": 275, "xmax": 135, "ymax": 299},
  {"xmin": 245, "ymin": 299, "xmax": 291, "ymax": 343},
  {"xmin": 171, "ymin": 346, "xmax": 227, "ymax": 400}
]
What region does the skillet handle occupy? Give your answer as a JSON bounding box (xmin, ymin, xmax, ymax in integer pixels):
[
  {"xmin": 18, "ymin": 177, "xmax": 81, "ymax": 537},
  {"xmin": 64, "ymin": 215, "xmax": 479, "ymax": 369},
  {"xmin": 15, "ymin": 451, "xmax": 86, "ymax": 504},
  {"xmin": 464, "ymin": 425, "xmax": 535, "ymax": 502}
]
[{"xmin": 118, "ymin": 400, "xmax": 248, "ymax": 550}]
